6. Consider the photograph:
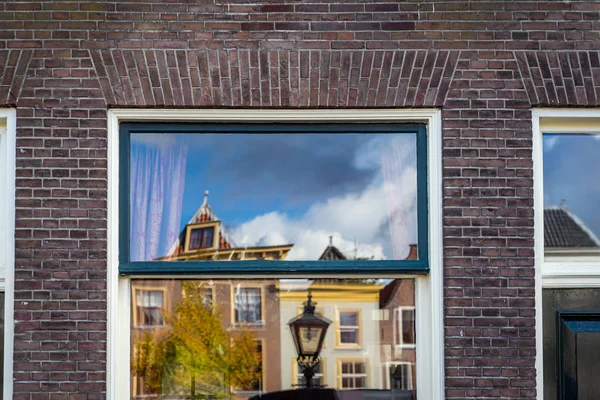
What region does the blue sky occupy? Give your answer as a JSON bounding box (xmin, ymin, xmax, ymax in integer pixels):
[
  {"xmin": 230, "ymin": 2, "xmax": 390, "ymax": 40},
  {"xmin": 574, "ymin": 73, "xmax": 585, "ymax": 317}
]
[
  {"xmin": 132, "ymin": 132, "xmax": 419, "ymax": 261},
  {"xmin": 543, "ymin": 133, "xmax": 600, "ymax": 237}
]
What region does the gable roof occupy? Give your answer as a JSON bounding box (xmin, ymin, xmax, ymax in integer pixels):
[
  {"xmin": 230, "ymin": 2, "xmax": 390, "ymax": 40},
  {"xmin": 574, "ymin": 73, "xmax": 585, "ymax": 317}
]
[
  {"xmin": 167, "ymin": 191, "xmax": 236, "ymax": 256},
  {"xmin": 544, "ymin": 206, "xmax": 600, "ymax": 248},
  {"xmin": 318, "ymin": 236, "xmax": 348, "ymax": 260}
]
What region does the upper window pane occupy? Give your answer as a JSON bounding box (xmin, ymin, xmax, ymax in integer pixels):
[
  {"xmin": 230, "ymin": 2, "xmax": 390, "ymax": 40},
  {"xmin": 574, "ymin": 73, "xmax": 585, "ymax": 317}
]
[
  {"xmin": 543, "ymin": 133, "xmax": 600, "ymax": 261},
  {"xmin": 127, "ymin": 125, "xmax": 422, "ymax": 265}
]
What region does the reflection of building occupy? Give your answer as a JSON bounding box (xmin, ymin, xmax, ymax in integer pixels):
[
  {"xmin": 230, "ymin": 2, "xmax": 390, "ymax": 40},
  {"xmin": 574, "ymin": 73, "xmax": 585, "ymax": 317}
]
[
  {"xmin": 159, "ymin": 191, "xmax": 293, "ymax": 261},
  {"xmin": 379, "ymin": 245, "xmax": 417, "ymax": 392},
  {"xmin": 133, "ymin": 194, "xmax": 294, "ymax": 398},
  {"xmin": 279, "ymin": 279, "xmax": 385, "ymax": 391},
  {"xmin": 131, "ymin": 280, "xmax": 282, "ymax": 399},
  {"xmin": 544, "ymin": 206, "xmax": 600, "ymax": 261},
  {"xmin": 279, "ymin": 242, "xmax": 418, "ymax": 393}
]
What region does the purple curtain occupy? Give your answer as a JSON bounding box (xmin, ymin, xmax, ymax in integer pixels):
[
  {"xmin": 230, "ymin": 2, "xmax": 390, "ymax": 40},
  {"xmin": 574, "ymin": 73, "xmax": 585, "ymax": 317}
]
[{"xmin": 130, "ymin": 140, "xmax": 188, "ymax": 261}]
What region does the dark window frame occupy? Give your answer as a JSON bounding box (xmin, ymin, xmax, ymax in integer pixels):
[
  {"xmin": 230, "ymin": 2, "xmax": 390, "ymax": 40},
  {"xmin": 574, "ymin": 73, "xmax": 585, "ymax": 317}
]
[{"xmin": 119, "ymin": 123, "xmax": 429, "ymax": 275}]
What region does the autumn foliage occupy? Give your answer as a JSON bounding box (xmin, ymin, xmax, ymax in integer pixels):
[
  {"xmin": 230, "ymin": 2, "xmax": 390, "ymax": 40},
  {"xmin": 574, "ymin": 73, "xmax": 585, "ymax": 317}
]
[{"xmin": 132, "ymin": 282, "xmax": 261, "ymax": 398}]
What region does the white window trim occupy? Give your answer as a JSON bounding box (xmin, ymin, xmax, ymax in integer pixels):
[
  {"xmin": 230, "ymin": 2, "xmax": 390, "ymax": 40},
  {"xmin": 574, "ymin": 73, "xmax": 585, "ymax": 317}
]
[
  {"xmin": 393, "ymin": 306, "xmax": 416, "ymax": 349},
  {"xmin": 107, "ymin": 109, "xmax": 444, "ymax": 400},
  {"xmin": 385, "ymin": 361, "xmax": 413, "ymax": 391},
  {"xmin": 0, "ymin": 108, "xmax": 16, "ymax": 400},
  {"xmin": 532, "ymin": 108, "xmax": 600, "ymax": 400}
]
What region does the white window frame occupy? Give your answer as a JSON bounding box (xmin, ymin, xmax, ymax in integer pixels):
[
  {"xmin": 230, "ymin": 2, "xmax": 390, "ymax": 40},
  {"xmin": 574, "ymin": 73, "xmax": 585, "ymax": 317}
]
[
  {"xmin": 337, "ymin": 359, "xmax": 369, "ymax": 389},
  {"xmin": 132, "ymin": 287, "xmax": 167, "ymax": 328},
  {"xmin": 393, "ymin": 306, "xmax": 416, "ymax": 349},
  {"xmin": 233, "ymin": 285, "xmax": 264, "ymax": 325},
  {"xmin": 386, "ymin": 361, "xmax": 414, "ymax": 391},
  {"xmin": 107, "ymin": 109, "xmax": 444, "ymax": 400},
  {"xmin": 533, "ymin": 108, "xmax": 600, "ymax": 399},
  {"xmin": 336, "ymin": 308, "xmax": 361, "ymax": 348},
  {"xmin": 0, "ymin": 109, "xmax": 16, "ymax": 400}
]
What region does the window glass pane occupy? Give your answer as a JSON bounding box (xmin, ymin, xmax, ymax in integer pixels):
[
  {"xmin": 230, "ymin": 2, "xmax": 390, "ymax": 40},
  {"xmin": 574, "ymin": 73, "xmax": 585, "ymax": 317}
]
[
  {"xmin": 234, "ymin": 287, "xmax": 262, "ymax": 324},
  {"xmin": 389, "ymin": 363, "xmax": 413, "ymax": 390},
  {"xmin": 339, "ymin": 312, "xmax": 358, "ymax": 326},
  {"xmin": 543, "ymin": 133, "xmax": 600, "ymax": 261},
  {"xmin": 402, "ymin": 309, "xmax": 415, "ymax": 345},
  {"xmin": 340, "ymin": 330, "xmax": 357, "ymax": 344},
  {"xmin": 130, "ymin": 277, "xmax": 416, "ymax": 398},
  {"xmin": 129, "ymin": 130, "xmax": 419, "ymax": 263},
  {"xmin": 189, "ymin": 226, "xmax": 214, "ymax": 250}
]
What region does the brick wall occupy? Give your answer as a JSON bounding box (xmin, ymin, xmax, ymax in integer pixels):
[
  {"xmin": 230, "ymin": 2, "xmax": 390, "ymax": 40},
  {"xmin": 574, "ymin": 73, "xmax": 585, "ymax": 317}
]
[{"xmin": 2, "ymin": 1, "xmax": 600, "ymax": 399}]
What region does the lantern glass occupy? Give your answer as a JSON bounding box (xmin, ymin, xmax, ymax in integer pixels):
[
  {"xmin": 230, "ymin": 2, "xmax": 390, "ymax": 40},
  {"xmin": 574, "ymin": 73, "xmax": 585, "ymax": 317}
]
[{"xmin": 299, "ymin": 326, "xmax": 323, "ymax": 355}]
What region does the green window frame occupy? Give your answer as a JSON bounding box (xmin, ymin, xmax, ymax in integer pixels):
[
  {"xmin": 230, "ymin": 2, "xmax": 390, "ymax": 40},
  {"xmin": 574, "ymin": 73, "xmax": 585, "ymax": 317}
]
[{"xmin": 118, "ymin": 123, "xmax": 429, "ymax": 275}]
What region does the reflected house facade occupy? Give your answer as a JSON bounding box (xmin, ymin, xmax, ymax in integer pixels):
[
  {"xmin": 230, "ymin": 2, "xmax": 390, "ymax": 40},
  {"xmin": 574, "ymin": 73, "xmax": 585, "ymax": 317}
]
[
  {"xmin": 278, "ymin": 241, "xmax": 418, "ymax": 392},
  {"xmin": 131, "ymin": 194, "xmax": 292, "ymax": 399},
  {"xmin": 544, "ymin": 206, "xmax": 600, "ymax": 261},
  {"xmin": 131, "ymin": 280, "xmax": 282, "ymax": 399},
  {"xmin": 379, "ymin": 245, "xmax": 418, "ymax": 392},
  {"xmin": 279, "ymin": 279, "xmax": 385, "ymax": 391}
]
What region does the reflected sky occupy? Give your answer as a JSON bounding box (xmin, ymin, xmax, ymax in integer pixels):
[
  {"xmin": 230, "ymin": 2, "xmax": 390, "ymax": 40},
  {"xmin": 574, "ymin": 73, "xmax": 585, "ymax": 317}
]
[
  {"xmin": 131, "ymin": 132, "xmax": 418, "ymax": 260},
  {"xmin": 543, "ymin": 133, "xmax": 600, "ymax": 237}
]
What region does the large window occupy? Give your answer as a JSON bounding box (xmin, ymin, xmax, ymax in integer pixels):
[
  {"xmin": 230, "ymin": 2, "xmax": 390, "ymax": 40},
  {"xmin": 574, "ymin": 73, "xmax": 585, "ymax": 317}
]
[
  {"xmin": 119, "ymin": 123, "xmax": 428, "ymax": 274},
  {"xmin": 130, "ymin": 278, "xmax": 416, "ymax": 398},
  {"xmin": 111, "ymin": 110, "xmax": 443, "ymax": 400},
  {"xmin": 535, "ymin": 111, "xmax": 600, "ymax": 400}
]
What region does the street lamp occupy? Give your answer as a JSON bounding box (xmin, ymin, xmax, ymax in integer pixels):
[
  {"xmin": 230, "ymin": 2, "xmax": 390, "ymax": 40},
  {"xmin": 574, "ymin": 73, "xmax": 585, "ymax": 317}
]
[{"xmin": 287, "ymin": 290, "xmax": 332, "ymax": 388}]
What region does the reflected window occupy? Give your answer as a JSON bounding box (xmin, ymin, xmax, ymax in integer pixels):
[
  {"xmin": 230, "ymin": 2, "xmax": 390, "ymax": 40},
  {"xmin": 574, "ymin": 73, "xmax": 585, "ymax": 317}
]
[
  {"xmin": 543, "ymin": 133, "xmax": 600, "ymax": 261},
  {"xmin": 203, "ymin": 287, "xmax": 213, "ymax": 307},
  {"xmin": 235, "ymin": 340, "xmax": 264, "ymax": 394},
  {"xmin": 189, "ymin": 225, "xmax": 215, "ymax": 250},
  {"xmin": 394, "ymin": 307, "xmax": 415, "ymax": 348},
  {"xmin": 296, "ymin": 360, "xmax": 325, "ymax": 387},
  {"xmin": 234, "ymin": 287, "xmax": 263, "ymax": 324},
  {"xmin": 134, "ymin": 289, "xmax": 165, "ymax": 327},
  {"xmin": 338, "ymin": 310, "xmax": 360, "ymax": 346},
  {"xmin": 388, "ymin": 362, "xmax": 413, "ymax": 390},
  {"xmin": 339, "ymin": 360, "xmax": 367, "ymax": 389}
]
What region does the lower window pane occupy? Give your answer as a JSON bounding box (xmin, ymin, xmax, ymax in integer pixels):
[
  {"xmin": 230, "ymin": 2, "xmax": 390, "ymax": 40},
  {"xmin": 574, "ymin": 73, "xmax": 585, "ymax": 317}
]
[{"xmin": 130, "ymin": 278, "xmax": 416, "ymax": 398}]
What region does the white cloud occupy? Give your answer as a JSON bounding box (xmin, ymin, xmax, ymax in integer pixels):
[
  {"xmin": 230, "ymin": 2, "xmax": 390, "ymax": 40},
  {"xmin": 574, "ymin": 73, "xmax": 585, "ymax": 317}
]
[
  {"xmin": 544, "ymin": 136, "xmax": 560, "ymax": 151},
  {"xmin": 229, "ymin": 137, "xmax": 418, "ymax": 261}
]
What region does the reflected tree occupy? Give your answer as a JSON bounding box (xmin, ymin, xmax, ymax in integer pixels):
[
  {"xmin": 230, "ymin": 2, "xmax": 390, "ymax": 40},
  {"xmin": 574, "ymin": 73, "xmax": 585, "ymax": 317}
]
[{"xmin": 132, "ymin": 282, "xmax": 261, "ymax": 399}]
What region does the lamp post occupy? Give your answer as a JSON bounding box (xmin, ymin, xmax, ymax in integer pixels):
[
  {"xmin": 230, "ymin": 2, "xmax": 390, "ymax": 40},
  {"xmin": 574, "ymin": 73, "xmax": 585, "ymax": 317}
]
[{"xmin": 287, "ymin": 291, "xmax": 332, "ymax": 388}]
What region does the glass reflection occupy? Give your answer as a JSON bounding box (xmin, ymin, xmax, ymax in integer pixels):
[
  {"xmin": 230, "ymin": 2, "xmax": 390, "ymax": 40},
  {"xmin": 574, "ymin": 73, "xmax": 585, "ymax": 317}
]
[
  {"xmin": 543, "ymin": 133, "xmax": 600, "ymax": 261},
  {"xmin": 130, "ymin": 278, "xmax": 417, "ymax": 399},
  {"xmin": 130, "ymin": 132, "xmax": 419, "ymax": 262}
]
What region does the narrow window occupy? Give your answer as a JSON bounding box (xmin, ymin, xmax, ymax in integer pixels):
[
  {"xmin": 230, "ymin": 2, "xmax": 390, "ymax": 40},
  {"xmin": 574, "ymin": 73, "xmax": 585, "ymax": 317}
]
[
  {"xmin": 338, "ymin": 311, "xmax": 360, "ymax": 346},
  {"xmin": 234, "ymin": 287, "xmax": 263, "ymax": 324},
  {"xmin": 134, "ymin": 289, "xmax": 165, "ymax": 327},
  {"xmin": 388, "ymin": 362, "xmax": 413, "ymax": 390}
]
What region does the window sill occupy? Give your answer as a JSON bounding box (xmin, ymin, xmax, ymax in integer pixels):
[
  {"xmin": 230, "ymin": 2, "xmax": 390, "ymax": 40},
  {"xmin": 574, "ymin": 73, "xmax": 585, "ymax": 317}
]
[{"xmin": 394, "ymin": 344, "xmax": 416, "ymax": 349}]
